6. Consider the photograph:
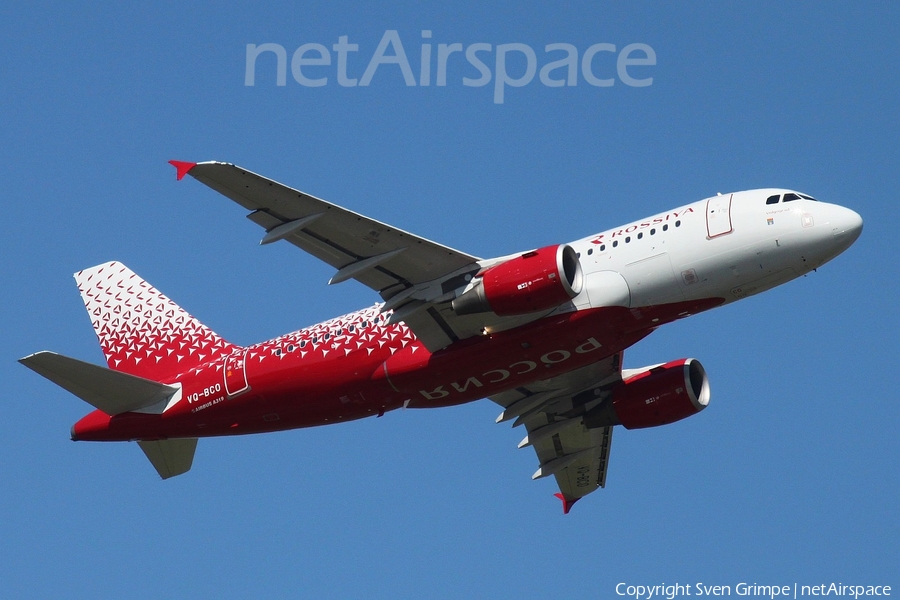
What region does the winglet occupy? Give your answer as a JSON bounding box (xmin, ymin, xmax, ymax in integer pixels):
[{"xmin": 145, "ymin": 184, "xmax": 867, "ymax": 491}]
[
  {"xmin": 168, "ymin": 160, "xmax": 197, "ymax": 181},
  {"xmin": 554, "ymin": 492, "xmax": 579, "ymax": 515}
]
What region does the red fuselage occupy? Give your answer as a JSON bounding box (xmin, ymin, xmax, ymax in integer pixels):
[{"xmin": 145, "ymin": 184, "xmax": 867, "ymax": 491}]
[{"xmin": 72, "ymin": 298, "xmax": 722, "ymax": 442}]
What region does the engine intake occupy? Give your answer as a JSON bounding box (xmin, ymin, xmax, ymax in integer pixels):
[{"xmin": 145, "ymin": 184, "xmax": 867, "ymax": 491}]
[
  {"xmin": 585, "ymin": 358, "xmax": 711, "ymax": 430},
  {"xmin": 452, "ymin": 244, "xmax": 583, "ymax": 316}
]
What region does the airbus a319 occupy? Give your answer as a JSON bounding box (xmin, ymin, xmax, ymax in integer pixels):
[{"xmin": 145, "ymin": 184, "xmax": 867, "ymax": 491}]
[{"xmin": 20, "ymin": 161, "xmax": 862, "ymax": 512}]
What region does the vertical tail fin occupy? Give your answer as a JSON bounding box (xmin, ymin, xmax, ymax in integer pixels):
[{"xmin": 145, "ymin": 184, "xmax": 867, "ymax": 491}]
[{"xmin": 75, "ymin": 261, "xmax": 237, "ymax": 381}]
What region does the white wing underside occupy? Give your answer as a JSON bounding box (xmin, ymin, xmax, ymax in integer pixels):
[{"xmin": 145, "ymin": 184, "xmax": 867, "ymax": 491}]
[
  {"xmin": 489, "ymin": 353, "xmax": 623, "ymax": 505},
  {"xmin": 186, "ymin": 162, "xmax": 557, "ymax": 352}
]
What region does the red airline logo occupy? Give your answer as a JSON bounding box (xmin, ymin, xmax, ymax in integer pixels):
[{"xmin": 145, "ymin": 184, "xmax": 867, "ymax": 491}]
[{"xmin": 590, "ymin": 207, "xmax": 694, "ymax": 244}]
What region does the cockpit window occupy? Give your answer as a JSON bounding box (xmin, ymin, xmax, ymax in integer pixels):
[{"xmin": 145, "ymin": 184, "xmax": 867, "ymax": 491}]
[
  {"xmin": 798, "ymin": 193, "xmax": 817, "ymax": 201},
  {"xmin": 783, "ymin": 193, "xmax": 801, "ymax": 202},
  {"xmin": 766, "ymin": 194, "xmax": 780, "ymax": 205}
]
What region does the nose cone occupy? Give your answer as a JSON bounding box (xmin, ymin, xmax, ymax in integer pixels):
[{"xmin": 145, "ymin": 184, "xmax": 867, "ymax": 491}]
[{"xmin": 831, "ymin": 205, "xmax": 864, "ymax": 252}]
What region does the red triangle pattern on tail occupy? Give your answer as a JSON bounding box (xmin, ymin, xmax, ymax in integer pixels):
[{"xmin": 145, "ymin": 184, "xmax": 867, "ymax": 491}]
[{"xmin": 75, "ymin": 261, "xmax": 237, "ymax": 381}]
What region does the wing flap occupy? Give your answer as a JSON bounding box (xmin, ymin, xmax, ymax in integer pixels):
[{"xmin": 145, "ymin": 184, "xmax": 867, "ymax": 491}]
[
  {"xmin": 551, "ymin": 425, "xmax": 613, "ymax": 493},
  {"xmin": 490, "ymin": 353, "xmax": 623, "ymax": 511}
]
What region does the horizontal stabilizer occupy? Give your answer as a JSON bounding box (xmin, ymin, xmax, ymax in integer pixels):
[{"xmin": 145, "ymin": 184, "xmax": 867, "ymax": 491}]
[
  {"xmin": 138, "ymin": 439, "xmax": 198, "ymax": 479},
  {"xmin": 19, "ymin": 351, "xmax": 178, "ymax": 415}
]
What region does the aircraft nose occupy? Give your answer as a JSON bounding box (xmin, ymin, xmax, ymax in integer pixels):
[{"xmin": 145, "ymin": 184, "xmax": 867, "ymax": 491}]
[{"xmin": 831, "ymin": 205, "xmax": 863, "ymax": 250}]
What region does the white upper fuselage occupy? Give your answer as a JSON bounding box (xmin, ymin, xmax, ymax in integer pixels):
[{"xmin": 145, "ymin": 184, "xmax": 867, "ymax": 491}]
[{"xmin": 568, "ymin": 189, "xmax": 863, "ymax": 311}]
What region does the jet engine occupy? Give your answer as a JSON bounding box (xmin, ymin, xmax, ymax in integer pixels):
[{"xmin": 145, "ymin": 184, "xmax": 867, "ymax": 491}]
[
  {"xmin": 452, "ymin": 244, "xmax": 583, "ymax": 316},
  {"xmin": 585, "ymin": 358, "xmax": 710, "ymax": 430}
]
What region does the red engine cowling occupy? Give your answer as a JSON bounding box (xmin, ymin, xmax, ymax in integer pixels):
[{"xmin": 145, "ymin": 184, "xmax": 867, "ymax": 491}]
[
  {"xmin": 452, "ymin": 244, "xmax": 583, "ymax": 316},
  {"xmin": 604, "ymin": 359, "xmax": 710, "ymax": 429}
]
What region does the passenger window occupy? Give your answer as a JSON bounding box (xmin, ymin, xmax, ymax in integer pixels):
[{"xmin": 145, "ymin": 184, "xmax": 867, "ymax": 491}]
[
  {"xmin": 587, "ymin": 248, "xmax": 593, "ymax": 255},
  {"xmin": 766, "ymin": 194, "xmax": 780, "ymax": 205},
  {"xmin": 600, "ymin": 244, "xmax": 606, "ymax": 251},
  {"xmin": 612, "ymin": 240, "xmax": 618, "ymax": 248},
  {"xmin": 663, "ymin": 224, "xmax": 668, "ymax": 231},
  {"xmin": 675, "ymin": 220, "xmax": 681, "ymax": 227},
  {"xmin": 625, "ymin": 236, "xmax": 631, "ymax": 243},
  {"xmin": 783, "ymin": 193, "xmax": 801, "ymax": 202},
  {"xmin": 650, "ymin": 229, "xmax": 656, "ymax": 235},
  {"xmin": 637, "ymin": 232, "xmax": 643, "ymax": 239},
  {"xmin": 300, "ymin": 340, "xmax": 307, "ymax": 348}
]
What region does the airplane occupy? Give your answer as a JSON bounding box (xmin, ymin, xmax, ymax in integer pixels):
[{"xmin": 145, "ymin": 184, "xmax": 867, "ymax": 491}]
[{"xmin": 19, "ymin": 160, "xmax": 863, "ymax": 513}]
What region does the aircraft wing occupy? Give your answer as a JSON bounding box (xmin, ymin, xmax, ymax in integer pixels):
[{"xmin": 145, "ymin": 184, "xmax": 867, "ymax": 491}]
[
  {"xmin": 177, "ymin": 161, "xmax": 505, "ymax": 351},
  {"xmin": 490, "ymin": 353, "xmax": 623, "ymax": 512}
]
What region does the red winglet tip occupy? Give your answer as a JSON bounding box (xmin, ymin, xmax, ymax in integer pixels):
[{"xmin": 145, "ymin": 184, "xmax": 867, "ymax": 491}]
[
  {"xmin": 554, "ymin": 492, "xmax": 579, "ymax": 514},
  {"xmin": 168, "ymin": 160, "xmax": 197, "ymax": 181}
]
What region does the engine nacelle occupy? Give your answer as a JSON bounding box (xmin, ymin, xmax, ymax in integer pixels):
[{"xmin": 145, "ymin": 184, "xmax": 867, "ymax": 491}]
[
  {"xmin": 585, "ymin": 358, "xmax": 711, "ymax": 430},
  {"xmin": 452, "ymin": 244, "xmax": 583, "ymax": 316}
]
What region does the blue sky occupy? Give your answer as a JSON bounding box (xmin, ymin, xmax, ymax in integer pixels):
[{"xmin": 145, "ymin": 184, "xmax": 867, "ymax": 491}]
[{"xmin": 2, "ymin": 2, "xmax": 897, "ymax": 598}]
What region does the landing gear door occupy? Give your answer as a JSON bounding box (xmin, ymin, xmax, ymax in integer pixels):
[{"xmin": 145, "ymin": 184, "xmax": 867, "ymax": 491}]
[
  {"xmin": 706, "ymin": 194, "xmax": 733, "ymax": 238},
  {"xmin": 224, "ymin": 349, "xmax": 250, "ymax": 397}
]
